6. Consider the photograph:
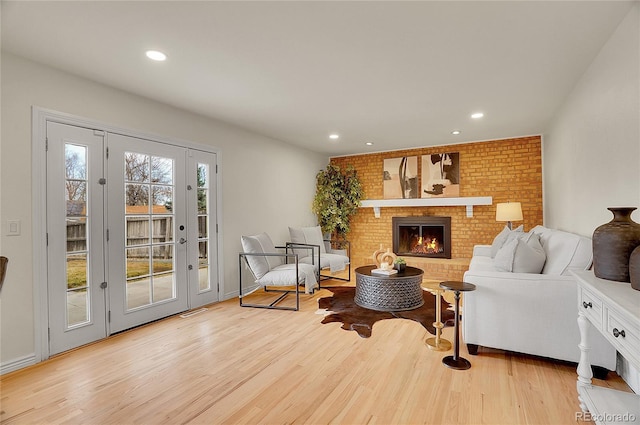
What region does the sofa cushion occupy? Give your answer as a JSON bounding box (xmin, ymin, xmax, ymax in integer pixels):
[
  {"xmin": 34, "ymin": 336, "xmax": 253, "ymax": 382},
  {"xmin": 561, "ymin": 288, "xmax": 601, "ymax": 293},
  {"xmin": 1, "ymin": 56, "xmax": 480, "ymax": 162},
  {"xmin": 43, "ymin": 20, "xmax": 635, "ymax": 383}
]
[
  {"xmin": 531, "ymin": 225, "xmax": 593, "ymax": 275},
  {"xmin": 494, "ymin": 231, "xmax": 546, "ymax": 273},
  {"xmin": 490, "ymin": 225, "xmax": 524, "ymax": 258}
]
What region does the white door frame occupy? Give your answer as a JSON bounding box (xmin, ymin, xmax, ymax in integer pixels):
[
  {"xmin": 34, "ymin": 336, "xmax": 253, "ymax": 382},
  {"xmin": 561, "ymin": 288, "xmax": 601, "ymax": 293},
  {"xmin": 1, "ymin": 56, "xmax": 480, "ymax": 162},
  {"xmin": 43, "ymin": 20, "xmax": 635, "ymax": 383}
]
[{"xmin": 32, "ymin": 107, "xmax": 224, "ymax": 361}]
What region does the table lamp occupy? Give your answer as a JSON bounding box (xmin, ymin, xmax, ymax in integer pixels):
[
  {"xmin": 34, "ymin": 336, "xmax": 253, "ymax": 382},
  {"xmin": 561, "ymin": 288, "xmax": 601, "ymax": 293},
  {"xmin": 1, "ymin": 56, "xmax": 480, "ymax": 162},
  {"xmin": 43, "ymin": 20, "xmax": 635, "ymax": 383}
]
[{"xmin": 496, "ymin": 202, "xmax": 523, "ymax": 230}]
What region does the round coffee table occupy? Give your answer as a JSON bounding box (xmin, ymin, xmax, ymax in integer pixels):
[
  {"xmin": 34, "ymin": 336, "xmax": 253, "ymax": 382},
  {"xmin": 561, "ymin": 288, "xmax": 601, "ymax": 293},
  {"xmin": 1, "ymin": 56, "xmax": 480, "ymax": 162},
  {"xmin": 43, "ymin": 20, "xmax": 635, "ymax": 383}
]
[
  {"xmin": 439, "ymin": 281, "xmax": 476, "ymax": 370},
  {"xmin": 354, "ymin": 265, "xmax": 424, "ymax": 311}
]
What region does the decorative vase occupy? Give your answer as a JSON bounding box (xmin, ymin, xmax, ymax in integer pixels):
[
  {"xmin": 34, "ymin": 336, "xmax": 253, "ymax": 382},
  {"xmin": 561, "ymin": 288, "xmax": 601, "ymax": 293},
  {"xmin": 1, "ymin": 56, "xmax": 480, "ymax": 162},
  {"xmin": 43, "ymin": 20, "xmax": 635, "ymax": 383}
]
[
  {"xmin": 630, "ymin": 246, "xmax": 640, "ymax": 291},
  {"xmin": 592, "ymin": 207, "xmax": 640, "ymax": 282}
]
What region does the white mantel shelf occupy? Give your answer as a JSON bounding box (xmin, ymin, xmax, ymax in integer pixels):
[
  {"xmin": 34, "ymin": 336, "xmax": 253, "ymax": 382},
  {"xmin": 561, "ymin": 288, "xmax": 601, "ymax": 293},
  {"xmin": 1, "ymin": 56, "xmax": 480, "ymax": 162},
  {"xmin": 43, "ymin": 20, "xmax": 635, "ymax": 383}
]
[{"xmin": 360, "ymin": 197, "xmax": 493, "ymax": 218}]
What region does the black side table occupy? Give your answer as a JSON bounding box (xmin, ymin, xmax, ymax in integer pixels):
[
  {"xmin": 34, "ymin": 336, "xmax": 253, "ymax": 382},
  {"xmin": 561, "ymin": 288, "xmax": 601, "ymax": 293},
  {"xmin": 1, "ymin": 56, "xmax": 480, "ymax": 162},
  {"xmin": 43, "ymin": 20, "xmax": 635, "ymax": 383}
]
[{"xmin": 439, "ymin": 280, "xmax": 476, "ymax": 370}]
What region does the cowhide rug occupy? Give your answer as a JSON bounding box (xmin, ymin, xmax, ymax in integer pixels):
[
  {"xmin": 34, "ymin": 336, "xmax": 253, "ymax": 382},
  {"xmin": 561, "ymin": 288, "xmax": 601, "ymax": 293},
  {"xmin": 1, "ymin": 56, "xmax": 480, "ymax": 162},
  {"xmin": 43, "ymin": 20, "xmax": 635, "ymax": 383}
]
[{"xmin": 317, "ymin": 286, "xmax": 455, "ymax": 338}]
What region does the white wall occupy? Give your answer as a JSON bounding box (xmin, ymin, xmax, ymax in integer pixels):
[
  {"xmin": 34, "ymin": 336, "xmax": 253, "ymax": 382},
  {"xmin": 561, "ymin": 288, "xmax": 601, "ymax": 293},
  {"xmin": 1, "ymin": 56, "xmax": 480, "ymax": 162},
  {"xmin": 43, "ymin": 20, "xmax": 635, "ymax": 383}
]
[
  {"xmin": 544, "ymin": 3, "xmax": 640, "ymax": 234},
  {"xmin": 543, "ymin": 3, "xmax": 640, "ymax": 391},
  {"xmin": 0, "ymin": 52, "xmax": 327, "ymax": 370}
]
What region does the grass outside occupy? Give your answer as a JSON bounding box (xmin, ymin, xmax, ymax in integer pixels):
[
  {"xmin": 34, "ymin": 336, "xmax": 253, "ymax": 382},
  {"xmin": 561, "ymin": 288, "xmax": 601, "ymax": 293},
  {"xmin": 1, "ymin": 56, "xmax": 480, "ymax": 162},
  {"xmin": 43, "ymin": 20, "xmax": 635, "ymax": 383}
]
[{"xmin": 66, "ymin": 258, "xmax": 173, "ymax": 289}]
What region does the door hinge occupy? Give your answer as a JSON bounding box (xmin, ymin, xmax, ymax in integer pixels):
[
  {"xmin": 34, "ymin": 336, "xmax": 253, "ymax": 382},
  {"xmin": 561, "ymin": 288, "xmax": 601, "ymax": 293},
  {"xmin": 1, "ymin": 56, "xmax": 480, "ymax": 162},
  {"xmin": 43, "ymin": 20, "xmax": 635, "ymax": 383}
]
[
  {"xmin": 106, "ymin": 147, "xmax": 109, "ymax": 159},
  {"xmin": 216, "ymin": 164, "xmax": 218, "ymax": 174},
  {"xmin": 106, "ymin": 229, "xmax": 110, "ymax": 241},
  {"xmin": 108, "ymin": 311, "xmax": 111, "ymax": 323},
  {"xmin": 100, "ymin": 281, "xmax": 107, "ymax": 289},
  {"xmin": 46, "ymin": 233, "xmax": 49, "ymax": 246},
  {"xmin": 45, "ymin": 137, "xmax": 49, "ymax": 152},
  {"xmin": 48, "ymin": 327, "xmax": 51, "ymax": 341},
  {"xmin": 216, "ymin": 223, "xmax": 219, "ymax": 234}
]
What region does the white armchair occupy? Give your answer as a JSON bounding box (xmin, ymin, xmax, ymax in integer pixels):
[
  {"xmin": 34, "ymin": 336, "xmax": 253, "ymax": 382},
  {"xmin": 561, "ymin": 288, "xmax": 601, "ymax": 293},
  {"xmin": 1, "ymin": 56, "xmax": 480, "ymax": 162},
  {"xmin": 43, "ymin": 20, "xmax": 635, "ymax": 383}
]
[
  {"xmin": 239, "ymin": 233, "xmax": 318, "ymax": 311},
  {"xmin": 288, "ymin": 226, "xmax": 351, "ymax": 284}
]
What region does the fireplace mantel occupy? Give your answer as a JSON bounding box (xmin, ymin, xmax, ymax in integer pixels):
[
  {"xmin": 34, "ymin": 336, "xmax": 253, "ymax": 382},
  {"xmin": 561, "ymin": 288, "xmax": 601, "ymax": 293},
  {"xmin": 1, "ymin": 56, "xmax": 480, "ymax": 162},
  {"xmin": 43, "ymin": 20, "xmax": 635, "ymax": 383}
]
[{"xmin": 360, "ymin": 196, "xmax": 492, "ymax": 218}]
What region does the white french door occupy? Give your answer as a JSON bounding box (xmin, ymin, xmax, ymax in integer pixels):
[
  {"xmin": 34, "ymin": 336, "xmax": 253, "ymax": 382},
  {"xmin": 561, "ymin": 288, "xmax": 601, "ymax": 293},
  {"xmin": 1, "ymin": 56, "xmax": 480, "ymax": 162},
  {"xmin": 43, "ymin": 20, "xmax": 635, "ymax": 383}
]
[
  {"xmin": 46, "ymin": 122, "xmax": 108, "ymax": 355},
  {"xmin": 45, "ymin": 121, "xmax": 218, "ymax": 354},
  {"xmin": 106, "ymin": 133, "xmax": 189, "ymax": 333}
]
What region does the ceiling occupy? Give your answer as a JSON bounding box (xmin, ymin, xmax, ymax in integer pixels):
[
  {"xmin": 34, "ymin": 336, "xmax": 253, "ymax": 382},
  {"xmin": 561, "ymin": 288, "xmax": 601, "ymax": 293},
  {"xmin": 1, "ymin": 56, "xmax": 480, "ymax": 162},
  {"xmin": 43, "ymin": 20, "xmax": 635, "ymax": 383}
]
[{"xmin": 1, "ymin": 1, "xmax": 634, "ymax": 156}]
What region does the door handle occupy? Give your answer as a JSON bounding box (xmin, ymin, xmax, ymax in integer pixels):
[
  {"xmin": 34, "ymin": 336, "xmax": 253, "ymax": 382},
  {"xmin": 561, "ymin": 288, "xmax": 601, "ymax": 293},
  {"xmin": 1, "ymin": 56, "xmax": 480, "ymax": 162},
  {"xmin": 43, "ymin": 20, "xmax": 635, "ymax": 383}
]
[{"xmin": 179, "ymin": 238, "xmax": 187, "ymax": 245}]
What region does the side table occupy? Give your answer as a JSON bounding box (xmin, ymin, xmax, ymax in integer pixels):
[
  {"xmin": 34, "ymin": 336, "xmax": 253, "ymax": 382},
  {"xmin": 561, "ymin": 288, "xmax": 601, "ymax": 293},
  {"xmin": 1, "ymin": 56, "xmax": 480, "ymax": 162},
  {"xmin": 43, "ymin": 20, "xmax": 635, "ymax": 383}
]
[
  {"xmin": 439, "ymin": 281, "xmax": 476, "ymax": 370},
  {"xmin": 421, "ymin": 280, "xmax": 452, "ymax": 352}
]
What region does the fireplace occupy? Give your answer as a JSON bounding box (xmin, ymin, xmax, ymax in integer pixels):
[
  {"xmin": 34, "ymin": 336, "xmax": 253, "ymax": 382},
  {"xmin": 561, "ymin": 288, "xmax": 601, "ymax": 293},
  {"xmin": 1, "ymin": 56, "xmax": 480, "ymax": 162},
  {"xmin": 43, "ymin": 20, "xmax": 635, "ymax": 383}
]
[{"xmin": 392, "ymin": 216, "xmax": 452, "ymax": 259}]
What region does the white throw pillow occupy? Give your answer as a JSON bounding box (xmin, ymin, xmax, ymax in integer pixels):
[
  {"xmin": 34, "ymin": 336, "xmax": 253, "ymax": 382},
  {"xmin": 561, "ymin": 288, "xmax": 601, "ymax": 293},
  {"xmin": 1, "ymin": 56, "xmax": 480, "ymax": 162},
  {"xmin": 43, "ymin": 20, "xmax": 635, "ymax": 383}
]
[
  {"xmin": 490, "ymin": 225, "xmax": 524, "ymax": 258},
  {"xmin": 494, "ymin": 231, "xmax": 546, "ymax": 273}
]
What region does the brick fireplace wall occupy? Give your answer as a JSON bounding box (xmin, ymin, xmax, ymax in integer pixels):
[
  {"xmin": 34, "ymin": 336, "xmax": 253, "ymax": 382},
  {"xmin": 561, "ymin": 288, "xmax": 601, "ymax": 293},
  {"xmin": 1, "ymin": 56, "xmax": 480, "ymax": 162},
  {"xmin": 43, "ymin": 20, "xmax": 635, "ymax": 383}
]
[{"xmin": 330, "ymin": 136, "xmax": 543, "ymax": 281}]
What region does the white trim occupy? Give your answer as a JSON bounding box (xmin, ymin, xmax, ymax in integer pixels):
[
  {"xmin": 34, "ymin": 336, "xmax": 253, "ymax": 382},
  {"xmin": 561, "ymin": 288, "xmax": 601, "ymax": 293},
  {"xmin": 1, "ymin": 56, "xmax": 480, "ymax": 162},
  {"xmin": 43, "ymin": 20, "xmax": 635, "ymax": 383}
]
[
  {"xmin": 360, "ymin": 196, "xmax": 493, "ymax": 218},
  {"xmin": 31, "ymin": 107, "xmax": 224, "ymax": 362},
  {"xmin": 1, "ymin": 354, "xmax": 38, "ymax": 375}
]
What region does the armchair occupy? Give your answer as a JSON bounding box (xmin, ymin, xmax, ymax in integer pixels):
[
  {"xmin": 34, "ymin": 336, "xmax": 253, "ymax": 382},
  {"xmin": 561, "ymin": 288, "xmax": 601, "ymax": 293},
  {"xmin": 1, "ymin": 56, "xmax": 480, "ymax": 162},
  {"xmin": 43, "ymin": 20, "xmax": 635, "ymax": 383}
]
[
  {"xmin": 288, "ymin": 226, "xmax": 351, "ymax": 284},
  {"xmin": 239, "ymin": 233, "xmax": 318, "ymax": 311}
]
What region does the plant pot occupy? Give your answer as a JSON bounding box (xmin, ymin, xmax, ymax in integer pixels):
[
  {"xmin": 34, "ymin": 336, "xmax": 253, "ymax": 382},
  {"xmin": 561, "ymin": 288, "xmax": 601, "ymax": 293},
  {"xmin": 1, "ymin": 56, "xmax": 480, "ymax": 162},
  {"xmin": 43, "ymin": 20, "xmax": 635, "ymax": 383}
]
[
  {"xmin": 630, "ymin": 246, "xmax": 640, "ymax": 291},
  {"xmin": 592, "ymin": 207, "xmax": 640, "ymax": 282},
  {"xmin": 395, "ymin": 263, "xmax": 406, "ymax": 272}
]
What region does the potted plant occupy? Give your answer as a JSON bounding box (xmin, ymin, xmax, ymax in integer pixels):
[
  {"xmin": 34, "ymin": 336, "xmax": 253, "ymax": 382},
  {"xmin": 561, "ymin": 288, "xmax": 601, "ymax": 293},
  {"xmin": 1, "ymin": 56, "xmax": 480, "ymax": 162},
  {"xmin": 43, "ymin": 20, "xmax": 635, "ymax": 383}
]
[
  {"xmin": 312, "ymin": 164, "xmax": 363, "ymax": 240},
  {"xmin": 394, "ymin": 257, "xmax": 406, "ymax": 272}
]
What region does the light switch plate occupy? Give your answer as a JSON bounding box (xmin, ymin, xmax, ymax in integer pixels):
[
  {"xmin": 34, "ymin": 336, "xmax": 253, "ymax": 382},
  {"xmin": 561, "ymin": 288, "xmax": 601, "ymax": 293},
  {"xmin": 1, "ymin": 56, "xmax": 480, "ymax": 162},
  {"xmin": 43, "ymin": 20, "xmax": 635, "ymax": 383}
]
[{"xmin": 7, "ymin": 220, "xmax": 21, "ymax": 236}]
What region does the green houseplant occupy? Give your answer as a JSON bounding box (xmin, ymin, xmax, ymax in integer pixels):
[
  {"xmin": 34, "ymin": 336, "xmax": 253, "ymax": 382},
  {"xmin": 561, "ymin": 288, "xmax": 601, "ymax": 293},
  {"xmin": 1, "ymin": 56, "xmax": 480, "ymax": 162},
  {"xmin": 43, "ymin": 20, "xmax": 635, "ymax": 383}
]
[
  {"xmin": 394, "ymin": 257, "xmax": 406, "ymax": 272},
  {"xmin": 312, "ymin": 164, "xmax": 363, "ymax": 239}
]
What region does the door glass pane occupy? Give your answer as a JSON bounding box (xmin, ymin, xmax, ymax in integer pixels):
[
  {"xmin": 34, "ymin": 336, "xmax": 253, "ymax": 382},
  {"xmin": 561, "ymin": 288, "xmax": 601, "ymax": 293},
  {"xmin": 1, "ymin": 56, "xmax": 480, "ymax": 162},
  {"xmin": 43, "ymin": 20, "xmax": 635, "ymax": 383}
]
[
  {"xmin": 126, "ymin": 246, "xmax": 151, "ymax": 309},
  {"xmin": 65, "ymin": 143, "xmax": 90, "ymax": 328},
  {"xmin": 199, "ymin": 241, "xmax": 209, "ymax": 291},
  {"xmin": 197, "ymin": 163, "xmax": 211, "ymax": 292},
  {"xmin": 124, "ymin": 152, "xmax": 176, "ymax": 310},
  {"xmin": 125, "ymin": 153, "xmax": 149, "ymax": 182},
  {"xmin": 67, "ymin": 288, "xmax": 89, "ymax": 327},
  {"xmin": 126, "ymin": 216, "xmax": 150, "ymax": 246},
  {"xmin": 152, "ymin": 245, "xmax": 174, "ymax": 302}
]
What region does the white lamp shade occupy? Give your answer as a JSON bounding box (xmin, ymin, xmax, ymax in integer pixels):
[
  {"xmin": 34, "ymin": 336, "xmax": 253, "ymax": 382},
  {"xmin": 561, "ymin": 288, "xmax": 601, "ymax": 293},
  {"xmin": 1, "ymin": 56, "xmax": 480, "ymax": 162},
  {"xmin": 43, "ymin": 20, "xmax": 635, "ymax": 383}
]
[{"xmin": 496, "ymin": 202, "xmax": 523, "ymax": 222}]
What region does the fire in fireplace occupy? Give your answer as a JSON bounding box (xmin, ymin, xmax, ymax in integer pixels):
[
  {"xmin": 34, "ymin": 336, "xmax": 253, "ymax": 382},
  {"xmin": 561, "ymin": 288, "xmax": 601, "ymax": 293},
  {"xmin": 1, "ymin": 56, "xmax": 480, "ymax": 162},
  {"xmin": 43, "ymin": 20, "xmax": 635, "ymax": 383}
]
[{"xmin": 392, "ymin": 216, "xmax": 452, "ymax": 259}]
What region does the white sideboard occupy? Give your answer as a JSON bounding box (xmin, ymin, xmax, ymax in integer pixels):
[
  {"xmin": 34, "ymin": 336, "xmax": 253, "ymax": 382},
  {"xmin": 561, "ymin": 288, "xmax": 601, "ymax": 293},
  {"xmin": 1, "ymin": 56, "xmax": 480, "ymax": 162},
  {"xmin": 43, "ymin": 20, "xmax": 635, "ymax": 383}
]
[{"xmin": 572, "ymin": 270, "xmax": 640, "ymax": 425}]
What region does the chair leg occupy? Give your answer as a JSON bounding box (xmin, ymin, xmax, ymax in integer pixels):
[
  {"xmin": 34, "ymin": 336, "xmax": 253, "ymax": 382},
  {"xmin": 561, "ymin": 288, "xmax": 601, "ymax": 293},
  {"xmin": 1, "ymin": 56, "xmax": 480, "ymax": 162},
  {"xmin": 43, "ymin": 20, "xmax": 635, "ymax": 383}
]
[{"xmin": 320, "ymin": 263, "xmax": 351, "ymax": 282}]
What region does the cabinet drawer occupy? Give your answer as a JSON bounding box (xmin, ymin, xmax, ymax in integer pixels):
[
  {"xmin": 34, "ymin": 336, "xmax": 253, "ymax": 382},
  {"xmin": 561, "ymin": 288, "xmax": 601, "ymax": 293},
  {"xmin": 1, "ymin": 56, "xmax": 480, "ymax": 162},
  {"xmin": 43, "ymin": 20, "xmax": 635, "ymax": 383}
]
[
  {"xmin": 579, "ymin": 288, "xmax": 603, "ymax": 328},
  {"xmin": 606, "ymin": 308, "xmax": 640, "ymax": 364}
]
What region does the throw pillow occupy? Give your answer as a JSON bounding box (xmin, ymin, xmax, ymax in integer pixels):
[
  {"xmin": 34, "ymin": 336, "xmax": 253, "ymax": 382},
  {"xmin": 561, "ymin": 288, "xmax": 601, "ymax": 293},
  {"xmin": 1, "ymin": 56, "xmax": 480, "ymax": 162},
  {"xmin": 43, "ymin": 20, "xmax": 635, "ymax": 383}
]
[
  {"xmin": 289, "ymin": 226, "xmax": 327, "ymax": 254},
  {"xmin": 490, "ymin": 224, "xmax": 524, "ymax": 258},
  {"xmin": 494, "ymin": 231, "xmax": 546, "ymax": 273}
]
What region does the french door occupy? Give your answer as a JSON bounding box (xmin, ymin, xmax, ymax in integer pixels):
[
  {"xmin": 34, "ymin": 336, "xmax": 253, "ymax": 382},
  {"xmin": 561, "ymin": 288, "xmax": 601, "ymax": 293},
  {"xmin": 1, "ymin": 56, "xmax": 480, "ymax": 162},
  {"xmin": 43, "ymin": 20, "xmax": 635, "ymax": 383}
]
[{"xmin": 46, "ymin": 122, "xmax": 218, "ymax": 354}]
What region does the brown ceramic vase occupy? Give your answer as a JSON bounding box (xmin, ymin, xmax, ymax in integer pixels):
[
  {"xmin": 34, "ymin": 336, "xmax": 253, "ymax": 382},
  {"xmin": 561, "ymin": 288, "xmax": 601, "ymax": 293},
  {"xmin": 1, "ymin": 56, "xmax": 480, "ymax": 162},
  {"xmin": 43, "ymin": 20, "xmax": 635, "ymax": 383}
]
[
  {"xmin": 630, "ymin": 246, "xmax": 640, "ymax": 291},
  {"xmin": 592, "ymin": 207, "xmax": 640, "ymax": 283}
]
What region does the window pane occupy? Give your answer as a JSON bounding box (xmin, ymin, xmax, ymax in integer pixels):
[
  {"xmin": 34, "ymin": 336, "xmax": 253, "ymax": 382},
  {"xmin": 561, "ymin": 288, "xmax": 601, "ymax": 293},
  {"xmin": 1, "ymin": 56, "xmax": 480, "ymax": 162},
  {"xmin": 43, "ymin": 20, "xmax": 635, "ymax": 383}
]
[
  {"xmin": 67, "ymin": 288, "xmax": 89, "ymax": 327},
  {"xmin": 198, "ymin": 216, "xmax": 208, "ymax": 238},
  {"xmin": 197, "ymin": 189, "xmax": 207, "ymax": 214},
  {"xmin": 199, "ymin": 265, "xmax": 210, "ymax": 292},
  {"xmin": 197, "ymin": 164, "xmax": 208, "ymax": 188},
  {"xmin": 125, "ymin": 152, "xmax": 149, "ymax": 182},
  {"xmin": 152, "ymin": 185, "xmax": 172, "ymax": 212},
  {"xmin": 125, "ymin": 184, "xmax": 149, "ymax": 211},
  {"xmin": 198, "ymin": 241, "xmax": 209, "ymax": 292},
  {"xmin": 66, "ymin": 181, "xmax": 87, "ymax": 204},
  {"xmin": 65, "ymin": 144, "xmax": 87, "ymax": 179},
  {"xmin": 126, "ymin": 247, "xmax": 151, "ymax": 310},
  {"xmin": 152, "ymin": 216, "xmax": 173, "ymax": 243},
  {"xmin": 151, "ymin": 156, "xmax": 173, "ymax": 184},
  {"xmin": 67, "ymin": 253, "xmax": 88, "ymax": 290},
  {"xmin": 126, "ymin": 216, "xmax": 150, "ymax": 246},
  {"xmin": 152, "ymin": 245, "xmax": 174, "ymax": 302},
  {"xmin": 66, "ymin": 218, "xmax": 87, "ymax": 252}
]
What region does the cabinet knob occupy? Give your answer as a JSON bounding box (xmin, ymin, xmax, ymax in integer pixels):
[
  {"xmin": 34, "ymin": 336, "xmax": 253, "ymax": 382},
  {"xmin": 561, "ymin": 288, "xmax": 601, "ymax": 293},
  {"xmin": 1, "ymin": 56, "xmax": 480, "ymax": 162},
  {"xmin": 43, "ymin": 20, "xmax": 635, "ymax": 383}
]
[
  {"xmin": 612, "ymin": 328, "xmax": 626, "ymax": 338},
  {"xmin": 582, "ymin": 301, "xmax": 592, "ymax": 309}
]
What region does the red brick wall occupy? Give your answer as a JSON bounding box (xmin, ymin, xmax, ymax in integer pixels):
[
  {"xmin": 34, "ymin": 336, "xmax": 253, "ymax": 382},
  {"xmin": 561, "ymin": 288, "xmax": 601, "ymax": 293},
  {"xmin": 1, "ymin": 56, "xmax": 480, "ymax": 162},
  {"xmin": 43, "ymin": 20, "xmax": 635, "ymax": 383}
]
[{"xmin": 330, "ymin": 136, "xmax": 543, "ymax": 276}]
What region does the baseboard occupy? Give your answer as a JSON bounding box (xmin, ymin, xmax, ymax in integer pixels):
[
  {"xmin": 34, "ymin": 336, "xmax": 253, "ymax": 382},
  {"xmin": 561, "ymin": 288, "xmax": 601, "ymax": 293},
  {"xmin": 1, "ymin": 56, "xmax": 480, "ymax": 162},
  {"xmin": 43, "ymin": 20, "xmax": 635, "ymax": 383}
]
[{"xmin": 1, "ymin": 353, "xmax": 37, "ymax": 375}]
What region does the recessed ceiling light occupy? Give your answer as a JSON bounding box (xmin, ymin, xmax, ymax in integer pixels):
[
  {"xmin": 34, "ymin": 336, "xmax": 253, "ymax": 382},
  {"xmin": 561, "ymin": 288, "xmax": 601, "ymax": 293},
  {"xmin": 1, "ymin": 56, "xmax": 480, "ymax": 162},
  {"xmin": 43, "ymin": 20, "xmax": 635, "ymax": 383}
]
[
  {"xmin": 146, "ymin": 50, "xmax": 167, "ymax": 61},
  {"xmin": 471, "ymin": 112, "xmax": 484, "ymax": 119},
  {"xmin": 365, "ymin": 141, "xmax": 374, "ymax": 146},
  {"xmin": 329, "ymin": 134, "xmax": 340, "ymax": 140},
  {"xmin": 452, "ymin": 130, "xmax": 461, "ymax": 135}
]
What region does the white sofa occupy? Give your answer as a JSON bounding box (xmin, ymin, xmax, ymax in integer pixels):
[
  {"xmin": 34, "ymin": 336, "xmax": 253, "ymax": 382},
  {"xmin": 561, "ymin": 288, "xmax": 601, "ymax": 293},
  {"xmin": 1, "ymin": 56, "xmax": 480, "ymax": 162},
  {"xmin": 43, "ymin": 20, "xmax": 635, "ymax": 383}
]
[{"xmin": 462, "ymin": 225, "xmax": 616, "ymax": 373}]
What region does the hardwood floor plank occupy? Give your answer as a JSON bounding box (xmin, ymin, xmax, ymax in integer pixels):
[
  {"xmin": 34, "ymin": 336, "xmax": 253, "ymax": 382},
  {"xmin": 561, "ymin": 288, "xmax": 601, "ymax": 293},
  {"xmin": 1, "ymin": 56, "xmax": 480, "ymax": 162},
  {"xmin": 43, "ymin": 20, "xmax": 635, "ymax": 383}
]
[{"xmin": 0, "ymin": 285, "xmax": 632, "ymax": 424}]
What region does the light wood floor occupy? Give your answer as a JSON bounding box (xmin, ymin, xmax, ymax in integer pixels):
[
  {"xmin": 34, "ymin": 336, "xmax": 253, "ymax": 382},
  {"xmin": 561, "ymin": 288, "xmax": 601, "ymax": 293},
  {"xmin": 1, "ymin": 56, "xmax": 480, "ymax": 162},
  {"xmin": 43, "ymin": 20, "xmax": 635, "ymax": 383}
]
[{"xmin": 0, "ymin": 283, "xmax": 632, "ymax": 425}]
